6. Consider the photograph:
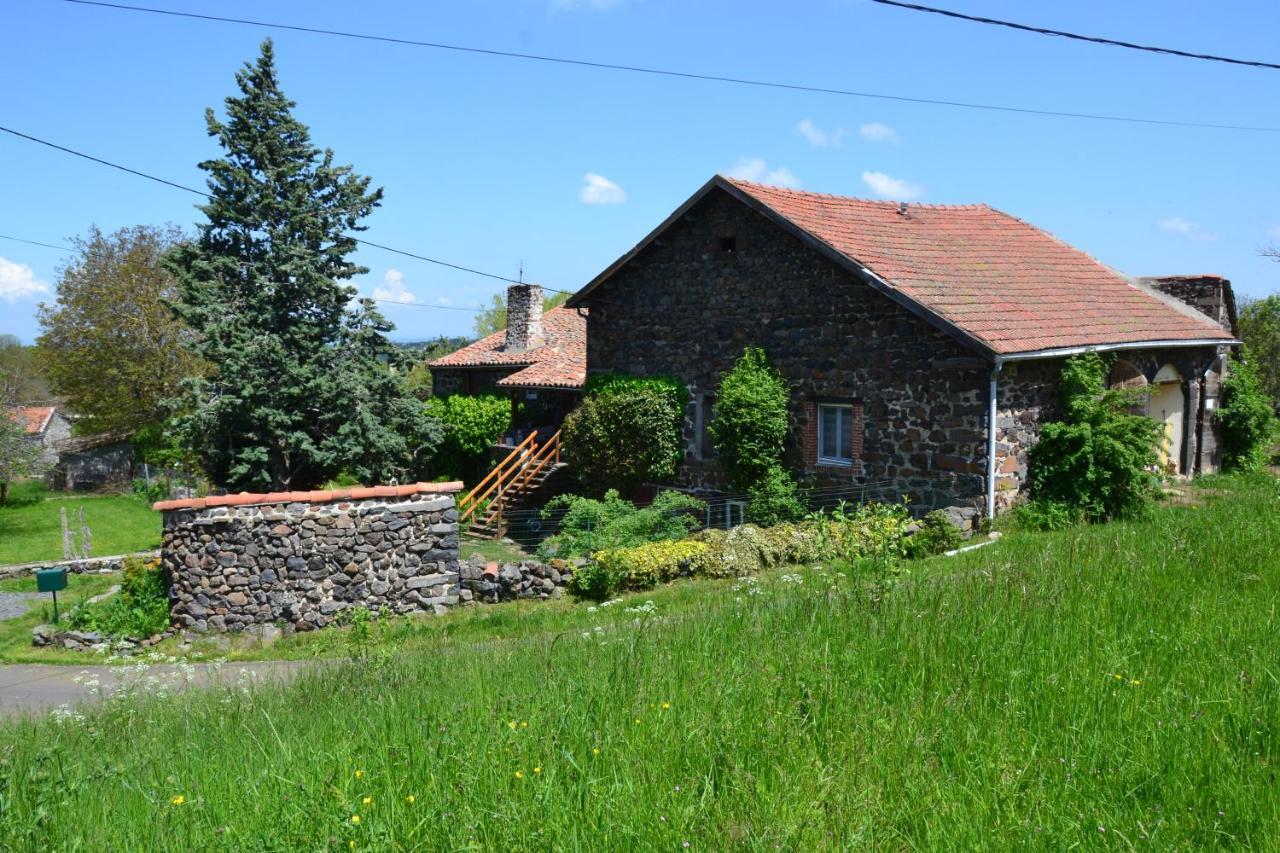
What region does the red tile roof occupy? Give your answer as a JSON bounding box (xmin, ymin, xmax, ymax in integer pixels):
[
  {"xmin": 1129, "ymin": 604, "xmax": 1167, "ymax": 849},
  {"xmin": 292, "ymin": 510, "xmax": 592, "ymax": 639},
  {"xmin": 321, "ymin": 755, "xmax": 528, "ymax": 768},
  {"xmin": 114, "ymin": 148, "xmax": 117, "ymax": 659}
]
[
  {"xmin": 153, "ymin": 481, "xmax": 463, "ymax": 513},
  {"xmin": 428, "ymin": 307, "xmax": 587, "ymax": 389},
  {"xmin": 720, "ymin": 178, "xmax": 1234, "ymax": 355},
  {"xmin": 6, "ymin": 406, "xmax": 55, "ymax": 436}
]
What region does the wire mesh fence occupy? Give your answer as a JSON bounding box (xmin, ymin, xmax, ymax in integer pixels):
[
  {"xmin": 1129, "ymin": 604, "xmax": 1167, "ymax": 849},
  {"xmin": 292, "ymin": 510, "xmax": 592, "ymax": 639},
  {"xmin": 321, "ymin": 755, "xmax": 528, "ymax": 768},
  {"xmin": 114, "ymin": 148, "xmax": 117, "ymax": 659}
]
[{"xmin": 467, "ymin": 480, "xmax": 909, "ymax": 555}]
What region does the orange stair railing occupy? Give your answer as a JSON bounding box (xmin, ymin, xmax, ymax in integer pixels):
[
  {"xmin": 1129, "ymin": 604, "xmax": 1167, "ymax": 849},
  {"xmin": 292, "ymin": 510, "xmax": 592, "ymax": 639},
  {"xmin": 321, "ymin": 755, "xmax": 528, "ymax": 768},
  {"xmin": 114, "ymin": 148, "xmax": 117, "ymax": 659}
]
[{"xmin": 457, "ymin": 431, "xmax": 538, "ymax": 524}]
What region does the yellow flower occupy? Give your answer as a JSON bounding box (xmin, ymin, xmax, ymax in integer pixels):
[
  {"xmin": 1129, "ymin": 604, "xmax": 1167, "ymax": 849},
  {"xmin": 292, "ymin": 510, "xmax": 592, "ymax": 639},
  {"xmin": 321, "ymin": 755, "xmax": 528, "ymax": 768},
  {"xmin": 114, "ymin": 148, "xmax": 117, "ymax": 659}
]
[
  {"xmin": 350, "ymin": 815, "xmax": 361, "ymax": 824},
  {"xmin": 405, "ymin": 795, "xmax": 416, "ymax": 804},
  {"xmin": 661, "ymin": 702, "xmax": 671, "ymax": 710},
  {"xmin": 354, "ymin": 770, "xmax": 365, "ymax": 779},
  {"xmin": 170, "ymin": 795, "xmax": 185, "ymax": 806},
  {"xmin": 348, "ymin": 842, "xmax": 356, "ymax": 850},
  {"xmin": 1131, "ymin": 679, "xmax": 1142, "ymax": 686},
  {"xmin": 514, "ymin": 770, "xmax": 524, "ymax": 779},
  {"xmin": 634, "ymin": 717, "xmax": 641, "ymax": 725},
  {"xmin": 1112, "ymin": 674, "xmax": 1123, "ymax": 681},
  {"xmin": 533, "ymin": 766, "xmax": 542, "ymax": 775},
  {"xmin": 592, "ymin": 747, "xmax": 600, "ymax": 756},
  {"xmin": 508, "ymin": 720, "xmax": 517, "ymax": 730},
  {"xmin": 519, "ymin": 721, "xmax": 528, "ymax": 729},
  {"xmin": 362, "ymin": 796, "xmax": 372, "ymax": 806}
]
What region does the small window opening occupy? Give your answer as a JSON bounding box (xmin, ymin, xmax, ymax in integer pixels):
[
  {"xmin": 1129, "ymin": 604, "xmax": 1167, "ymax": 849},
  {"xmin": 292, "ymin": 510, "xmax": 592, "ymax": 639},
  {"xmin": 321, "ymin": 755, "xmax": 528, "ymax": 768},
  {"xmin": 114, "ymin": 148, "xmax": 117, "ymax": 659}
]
[{"xmin": 718, "ymin": 235, "xmax": 738, "ymax": 254}]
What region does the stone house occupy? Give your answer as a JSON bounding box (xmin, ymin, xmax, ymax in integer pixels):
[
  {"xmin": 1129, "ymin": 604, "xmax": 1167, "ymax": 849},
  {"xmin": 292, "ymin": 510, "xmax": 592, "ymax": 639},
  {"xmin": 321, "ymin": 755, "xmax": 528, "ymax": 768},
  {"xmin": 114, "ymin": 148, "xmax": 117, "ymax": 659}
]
[
  {"xmin": 6, "ymin": 405, "xmax": 72, "ymax": 468},
  {"xmin": 53, "ymin": 432, "xmax": 135, "ymax": 491},
  {"xmin": 429, "ymin": 283, "xmax": 587, "ymax": 445},
  {"xmin": 566, "ymin": 175, "xmax": 1238, "ymax": 517}
]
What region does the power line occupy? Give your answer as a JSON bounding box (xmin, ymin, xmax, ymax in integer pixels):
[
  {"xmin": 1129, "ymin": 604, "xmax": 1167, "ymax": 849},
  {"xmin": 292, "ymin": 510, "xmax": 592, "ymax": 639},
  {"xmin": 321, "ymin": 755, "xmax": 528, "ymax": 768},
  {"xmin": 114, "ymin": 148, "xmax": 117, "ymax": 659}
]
[
  {"xmin": 0, "ymin": 124, "xmax": 583, "ymax": 300},
  {"xmin": 63, "ymin": 0, "xmax": 1280, "ymax": 133},
  {"xmin": 870, "ymin": 0, "xmax": 1280, "ymax": 72},
  {"xmin": 0, "ymin": 233, "xmax": 73, "ymax": 252}
]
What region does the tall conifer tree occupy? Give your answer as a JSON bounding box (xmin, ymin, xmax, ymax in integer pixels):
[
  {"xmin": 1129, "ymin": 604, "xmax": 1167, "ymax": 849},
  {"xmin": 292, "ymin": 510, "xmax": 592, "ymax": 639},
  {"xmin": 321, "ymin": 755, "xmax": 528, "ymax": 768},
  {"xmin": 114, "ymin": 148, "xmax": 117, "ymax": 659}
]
[{"xmin": 168, "ymin": 40, "xmax": 435, "ymax": 490}]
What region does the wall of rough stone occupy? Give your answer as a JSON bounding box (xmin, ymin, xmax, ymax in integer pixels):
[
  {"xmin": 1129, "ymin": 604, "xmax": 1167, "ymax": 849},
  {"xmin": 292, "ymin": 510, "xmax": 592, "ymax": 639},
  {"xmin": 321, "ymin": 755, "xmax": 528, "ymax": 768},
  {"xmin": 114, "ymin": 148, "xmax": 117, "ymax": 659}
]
[
  {"xmin": 431, "ymin": 367, "xmax": 514, "ymax": 398},
  {"xmin": 579, "ymin": 186, "xmax": 992, "ymax": 510},
  {"xmin": 158, "ymin": 484, "xmax": 465, "ymax": 633}
]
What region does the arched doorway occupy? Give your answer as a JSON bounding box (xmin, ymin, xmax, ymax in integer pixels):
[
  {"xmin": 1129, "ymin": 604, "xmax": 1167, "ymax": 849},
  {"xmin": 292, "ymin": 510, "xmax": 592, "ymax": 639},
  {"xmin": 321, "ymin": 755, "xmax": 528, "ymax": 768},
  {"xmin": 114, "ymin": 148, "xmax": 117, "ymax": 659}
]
[{"xmin": 1149, "ymin": 364, "xmax": 1184, "ymax": 474}]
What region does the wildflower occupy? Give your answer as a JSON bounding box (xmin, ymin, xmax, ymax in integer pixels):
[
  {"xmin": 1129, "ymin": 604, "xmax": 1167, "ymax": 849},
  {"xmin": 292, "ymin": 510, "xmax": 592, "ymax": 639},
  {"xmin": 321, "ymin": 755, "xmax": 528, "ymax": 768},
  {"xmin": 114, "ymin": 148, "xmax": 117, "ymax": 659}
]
[
  {"xmin": 634, "ymin": 717, "xmax": 641, "ymax": 725},
  {"xmin": 170, "ymin": 795, "xmax": 186, "ymax": 806},
  {"xmin": 362, "ymin": 796, "xmax": 372, "ymax": 806},
  {"xmin": 354, "ymin": 770, "xmax": 365, "ymax": 779},
  {"xmin": 592, "ymin": 748, "xmax": 600, "ymax": 756},
  {"xmin": 349, "ymin": 842, "xmax": 356, "ymax": 850},
  {"xmin": 508, "ymin": 720, "xmax": 517, "ymax": 730},
  {"xmin": 514, "ymin": 770, "xmax": 524, "ymax": 779},
  {"xmin": 405, "ymin": 795, "xmax": 416, "ymax": 804},
  {"xmin": 1131, "ymin": 679, "xmax": 1142, "ymax": 686},
  {"xmin": 520, "ymin": 721, "xmax": 528, "ymax": 729},
  {"xmin": 350, "ymin": 815, "xmax": 361, "ymax": 824},
  {"xmin": 661, "ymin": 702, "xmax": 671, "ymax": 710},
  {"xmin": 533, "ymin": 766, "xmax": 542, "ymax": 775}
]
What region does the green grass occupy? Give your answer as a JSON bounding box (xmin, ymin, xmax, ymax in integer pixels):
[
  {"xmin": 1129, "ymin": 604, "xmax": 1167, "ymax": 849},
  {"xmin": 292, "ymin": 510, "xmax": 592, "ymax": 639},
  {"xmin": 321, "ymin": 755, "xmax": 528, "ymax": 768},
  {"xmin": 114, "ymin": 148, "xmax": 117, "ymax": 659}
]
[
  {"xmin": 1, "ymin": 475, "xmax": 1278, "ymax": 848},
  {"xmin": 459, "ymin": 537, "xmax": 527, "ymax": 565},
  {"xmin": 0, "ymin": 482, "xmax": 161, "ymax": 565},
  {"xmin": 0, "ymin": 571, "xmax": 122, "ymax": 664}
]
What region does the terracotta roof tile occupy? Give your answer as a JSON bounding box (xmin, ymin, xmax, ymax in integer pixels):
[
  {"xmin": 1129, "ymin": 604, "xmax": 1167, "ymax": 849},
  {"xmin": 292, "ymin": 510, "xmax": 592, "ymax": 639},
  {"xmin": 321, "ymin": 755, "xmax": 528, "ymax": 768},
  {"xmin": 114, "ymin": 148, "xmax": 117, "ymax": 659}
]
[
  {"xmin": 723, "ymin": 178, "xmax": 1234, "ymax": 355},
  {"xmin": 153, "ymin": 481, "xmax": 464, "ymax": 513},
  {"xmin": 428, "ymin": 307, "xmax": 587, "ymax": 388},
  {"xmin": 7, "ymin": 406, "xmax": 55, "ymax": 436}
]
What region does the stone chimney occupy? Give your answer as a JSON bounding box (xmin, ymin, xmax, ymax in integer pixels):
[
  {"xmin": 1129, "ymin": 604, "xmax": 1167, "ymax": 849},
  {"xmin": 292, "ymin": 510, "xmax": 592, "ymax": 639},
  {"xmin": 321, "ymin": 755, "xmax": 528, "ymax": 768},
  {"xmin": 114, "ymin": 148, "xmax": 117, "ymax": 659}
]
[
  {"xmin": 1136, "ymin": 275, "xmax": 1238, "ymax": 337},
  {"xmin": 504, "ymin": 283, "xmax": 545, "ymax": 352}
]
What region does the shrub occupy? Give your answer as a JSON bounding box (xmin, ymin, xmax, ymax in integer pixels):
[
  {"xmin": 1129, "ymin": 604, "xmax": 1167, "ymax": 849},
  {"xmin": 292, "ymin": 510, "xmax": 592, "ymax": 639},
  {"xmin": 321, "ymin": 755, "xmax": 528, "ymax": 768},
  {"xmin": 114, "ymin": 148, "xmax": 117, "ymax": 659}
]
[
  {"xmin": 693, "ymin": 522, "xmax": 826, "ymax": 577},
  {"xmin": 746, "ymin": 465, "xmax": 807, "ymax": 526},
  {"xmin": 902, "ymin": 510, "xmax": 964, "ymax": 559},
  {"xmin": 539, "ymin": 489, "xmax": 704, "ymax": 559},
  {"xmin": 809, "ymin": 500, "xmax": 913, "ymax": 567},
  {"xmin": 424, "ymin": 394, "xmax": 511, "ymax": 481},
  {"xmin": 561, "ymin": 388, "xmax": 683, "ymax": 495},
  {"xmin": 68, "ymin": 555, "xmax": 170, "ymax": 639},
  {"xmin": 1027, "ymin": 353, "xmax": 1160, "ymax": 522},
  {"xmin": 132, "ymin": 477, "xmax": 168, "ymax": 503},
  {"xmin": 709, "ymin": 347, "xmax": 790, "ymax": 491},
  {"xmin": 588, "ymin": 540, "xmax": 713, "ymax": 596},
  {"xmin": 1013, "ymin": 499, "xmax": 1083, "ymax": 532},
  {"xmin": 583, "ymin": 373, "xmax": 689, "ymax": 415},
  {"xmin": 1216, "ymin": 350, "xmax": 1279, "ymax": 473}
]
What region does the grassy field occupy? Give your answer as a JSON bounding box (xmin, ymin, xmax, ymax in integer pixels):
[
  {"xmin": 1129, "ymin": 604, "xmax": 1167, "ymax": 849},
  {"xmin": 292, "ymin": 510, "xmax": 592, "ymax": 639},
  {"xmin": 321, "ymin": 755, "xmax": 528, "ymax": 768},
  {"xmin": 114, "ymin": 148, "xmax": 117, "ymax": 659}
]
[
  {"xmin": 0, "ymin": 475, "xmax": 1277, "ymax": 848},
  {"xmin": 0, "ymin": 482, "xmax": 161, "ymax": 565},
  {"xmin": 0, "ymin": 571, "xmax": 122, "ymax": 664}
]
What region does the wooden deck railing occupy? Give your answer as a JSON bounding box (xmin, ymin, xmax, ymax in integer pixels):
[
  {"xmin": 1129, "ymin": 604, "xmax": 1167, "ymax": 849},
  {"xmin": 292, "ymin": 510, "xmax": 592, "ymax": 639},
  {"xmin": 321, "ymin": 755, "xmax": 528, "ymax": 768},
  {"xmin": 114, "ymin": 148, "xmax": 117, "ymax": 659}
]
[{"xmin": 457, "ymin": 430, "xmax": 538, "ymax": 523}]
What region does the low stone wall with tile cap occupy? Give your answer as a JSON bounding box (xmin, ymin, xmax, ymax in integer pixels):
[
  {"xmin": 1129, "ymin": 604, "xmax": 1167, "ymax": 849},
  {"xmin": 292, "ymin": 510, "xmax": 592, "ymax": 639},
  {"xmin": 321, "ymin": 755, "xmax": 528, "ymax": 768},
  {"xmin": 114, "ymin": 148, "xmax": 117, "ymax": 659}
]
[{"xmin": 156, "ymin": 482, "xmax": 465, "ymax": 633}]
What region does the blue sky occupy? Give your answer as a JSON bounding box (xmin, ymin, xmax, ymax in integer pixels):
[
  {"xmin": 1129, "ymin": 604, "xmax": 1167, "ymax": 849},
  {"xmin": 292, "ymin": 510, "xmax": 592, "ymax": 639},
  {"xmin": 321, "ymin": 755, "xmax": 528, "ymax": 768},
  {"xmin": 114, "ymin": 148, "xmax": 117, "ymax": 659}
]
[{"xmin": 3, "ymin": 0, "xmax": 1278, "ymax": 343}]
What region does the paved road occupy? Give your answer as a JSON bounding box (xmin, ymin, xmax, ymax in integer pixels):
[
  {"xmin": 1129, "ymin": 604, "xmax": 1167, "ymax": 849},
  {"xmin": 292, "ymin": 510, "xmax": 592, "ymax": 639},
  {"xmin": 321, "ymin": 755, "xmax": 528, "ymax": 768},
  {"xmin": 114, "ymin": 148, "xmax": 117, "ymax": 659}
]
[
  {"xmin": 0, "ymin": 591, "xmax": 41, "ymax": 621},
  {"xmin": 0, "ymin": 660, "xmax": 307, "ymax": 719}
]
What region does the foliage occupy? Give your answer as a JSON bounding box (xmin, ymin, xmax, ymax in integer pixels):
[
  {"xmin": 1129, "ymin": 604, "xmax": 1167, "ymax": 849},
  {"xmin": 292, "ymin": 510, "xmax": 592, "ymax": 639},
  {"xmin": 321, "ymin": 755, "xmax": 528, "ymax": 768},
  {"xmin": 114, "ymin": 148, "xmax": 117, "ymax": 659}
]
[
  {"xmin": 0, "ymin": 334, "xmax": 49, "ymax": 405},
  {"xmin": 809, "ymin": 499, "xmax": 913, "ymax": 574},
  {"xmin": 582, "ymin": 373, "xmax": 689, "ymax": 415},
  {"xmin": 1216, "ymin": 350, "xmax": 1279, "ymax": 473},
  {"xmin": 1012, "ymin": 499, "xmax": 1083, "ymax": 532},
  {"xmin": 561, "ymin": 387, "xmax": 683, "ymax": 495},
  {"xmin": 1238, "ymin": 292, "xmax": 1280, "ymax": 407},
  {"xmin": 709, "ymin": 347, "xmax": 790, "ymax": 492},
  {"xmin": 581, "ymin": 540, "xmax": 712, "ymax": 598},
  {"xmin": 424, "ymin": 394, "xmax": 511, "ymax": 481},
  {"xmin": 745, "ymin": 465, "xmax": 807, "ymax": 526},
  {"xmin": 1027, "ymin": 353, "xmax": 1160, "ymax": 522},
  {"xmin": 538, "ymin": 489, "xmax": 704, "ymax": 559},
  {"xmin": 131, "ymin": 478, "xmax": 169, "ymax": 504},
  {"xmin": 473, "ymin": 290, "xmax": 570, "ymax": 337},
  {"xmin": 68, "ymin": 555, "xmax": 170, "ymax": 639},
  {"xmin": 166, "ymin": 41, "xmax": 431, "ymax": 491},
  {"xmin": 0, "ymin": 413, "xmax": 46, "ymax": 504},
  {"xmin": 692, "ymin": 522, "xmax": 826, "ymax": 577},
  {"xmin": 395, "ymin": 337, "xmax": 473, "ymax": 400},
  {"xmin": 901, "ymin": 510, "xmax": 964, "ymax": 559}
]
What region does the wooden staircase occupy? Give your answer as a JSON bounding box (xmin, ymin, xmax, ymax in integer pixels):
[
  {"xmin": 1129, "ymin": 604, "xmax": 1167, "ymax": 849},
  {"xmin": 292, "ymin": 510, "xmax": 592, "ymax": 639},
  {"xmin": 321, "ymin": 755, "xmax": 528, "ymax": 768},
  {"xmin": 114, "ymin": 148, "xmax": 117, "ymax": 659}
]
[{"xmin": 458, "ymin": 430, "xmax": 565, "ymax": 539}]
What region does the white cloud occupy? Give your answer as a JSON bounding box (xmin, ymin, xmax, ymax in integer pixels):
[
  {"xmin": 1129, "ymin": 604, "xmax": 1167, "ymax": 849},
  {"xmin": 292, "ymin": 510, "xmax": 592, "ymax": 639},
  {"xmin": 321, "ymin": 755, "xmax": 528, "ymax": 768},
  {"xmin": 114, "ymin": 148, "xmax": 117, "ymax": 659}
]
[
  {"xmin": 859, "ymin": 122, "xmax": 899, "ymax": 144},
  {"xmin": 861, "ymin": 171, "xmax": 923, "ymax": 200},
  {"xmin": 0, "ymin": 257, "xmax": 49, "ymax": 303},
  {"xmin": 795, "ymin": 119, "xmax": 845, "ymax": 148},
  {"xmin": 1158, "ymin": 217, "xmax": 1216, "ymax": 242},
  {"xmin": 579, "ymin": 172, "xmax": 628, "ymax": 204},
  {"xmin": 727, "ymin": 157, "xmax": 803, "ymax": 188},
  {"xmin": 372, "ymin": 268, "xmax": 416, "ymax": 303}
]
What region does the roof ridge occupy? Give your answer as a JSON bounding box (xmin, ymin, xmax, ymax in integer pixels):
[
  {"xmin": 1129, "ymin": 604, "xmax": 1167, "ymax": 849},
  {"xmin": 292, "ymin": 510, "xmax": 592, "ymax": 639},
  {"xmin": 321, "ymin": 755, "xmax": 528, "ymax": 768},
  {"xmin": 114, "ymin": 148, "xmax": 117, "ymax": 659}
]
[{"xmin": 719, "ymin": 174, "xmax": 992, "ymax": 210}]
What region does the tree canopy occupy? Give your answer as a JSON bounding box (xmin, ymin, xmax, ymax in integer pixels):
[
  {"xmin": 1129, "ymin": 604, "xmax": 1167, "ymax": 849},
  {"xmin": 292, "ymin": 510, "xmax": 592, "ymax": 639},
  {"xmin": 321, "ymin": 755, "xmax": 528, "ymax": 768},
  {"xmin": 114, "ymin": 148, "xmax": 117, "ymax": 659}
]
[
  {"xmin": 473, "ymin": 290, "xmax": 570, "ymax": 337},
  {"xmin": 167, "ymin": 40, "xmax": 435, "ymax": 491},
  {"xmin": 1238, "ymin": 292, "xmax": 1280, "ymax": 408}
]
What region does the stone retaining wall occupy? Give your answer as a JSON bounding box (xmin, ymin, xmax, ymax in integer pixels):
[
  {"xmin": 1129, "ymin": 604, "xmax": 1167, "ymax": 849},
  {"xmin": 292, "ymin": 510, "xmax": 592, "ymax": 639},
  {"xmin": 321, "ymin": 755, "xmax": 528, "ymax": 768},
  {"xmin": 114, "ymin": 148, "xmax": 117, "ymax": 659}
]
[{"xmin": 157, "ymin": 483, "xmax": 465, "ymax": 633}]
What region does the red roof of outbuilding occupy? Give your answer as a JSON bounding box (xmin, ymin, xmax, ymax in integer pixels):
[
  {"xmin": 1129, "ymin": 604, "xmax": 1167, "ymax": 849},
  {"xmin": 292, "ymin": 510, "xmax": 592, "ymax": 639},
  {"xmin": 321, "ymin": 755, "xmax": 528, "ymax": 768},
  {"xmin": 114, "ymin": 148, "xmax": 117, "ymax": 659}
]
[
  {"xmin": 7, "ymin": 406, "xmax": 55, "ymax": 436},
  {"xmin": 428, "ymin": 307, "xmax": 587, "ymax": 389}
]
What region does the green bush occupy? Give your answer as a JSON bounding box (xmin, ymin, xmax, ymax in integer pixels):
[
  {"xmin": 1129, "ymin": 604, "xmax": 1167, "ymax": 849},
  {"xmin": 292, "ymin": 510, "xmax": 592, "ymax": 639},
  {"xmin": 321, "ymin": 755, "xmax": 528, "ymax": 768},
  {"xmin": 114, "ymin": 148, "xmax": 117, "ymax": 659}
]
[
  {"xmin": 68, "ymin": 555, "xmax": 171, "ymax": 639},
  {"xmin": 424, "ymin": 394, "xmax": 511, "ymax": 481},
  {"xmin": 709, "ymin": 347, "xmax": 790, "ymax": 491},
  {"xmin": 583, "ymin": 373, "xmax": 689, "ymax": 415},
  {"xmin": 1027, "ymin": 353, "xmax": 1160, "ymax": 522},
  {"xmin": 588, "ymin": 540, "xmax": 713, "ymax": 596},
  {"xmin": 561, "ymin": 388, "xmax": 683, "ymax": 495},
  {"xmin": 902, "ymin": 510, "xmax": 964, "ymax": 559},
  {"xmin": 1216, "ymin": 350, "xmax": 1279, "ymax": 473},
  {"xmin": 539, "ymin": 489, "xmax": 704, "ymax": 559},
  {"xmin": 693, "ymin": 522, "xmax": 826, "ymax": 577},
  {"xmin": 1013, "ymin": 499, "xmax": 1083, "ymax": 532},
  {"xmin": 132, "ymin": 477, "xmax": 168, "ymax": 503},
  {"xmin": 746, "ymin": 465, "xmax": 807, "ymax": 526}
]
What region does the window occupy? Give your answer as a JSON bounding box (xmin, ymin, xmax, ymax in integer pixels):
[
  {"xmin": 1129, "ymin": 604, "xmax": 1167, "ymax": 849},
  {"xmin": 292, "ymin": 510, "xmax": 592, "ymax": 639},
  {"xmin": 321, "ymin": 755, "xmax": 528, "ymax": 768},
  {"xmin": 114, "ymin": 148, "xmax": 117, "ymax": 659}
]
[
  {"xmin": 818, "ymin": 404, "xmax": 854, "ymax": 466},
  {"xmin": 718, "ymin": 234, "xmax": 737, "ymax": 254}
]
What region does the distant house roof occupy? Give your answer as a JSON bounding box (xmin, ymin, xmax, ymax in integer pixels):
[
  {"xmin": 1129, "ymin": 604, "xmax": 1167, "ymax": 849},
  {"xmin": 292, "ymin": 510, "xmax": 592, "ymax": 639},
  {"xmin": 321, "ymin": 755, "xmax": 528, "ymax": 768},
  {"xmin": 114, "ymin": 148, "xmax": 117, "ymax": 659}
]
[
  {"xmin": 7, "ymin": 406, "xmax": 56, "ymax": 436},
  {"xmin": 428, "ymin": 307, "xmax": 587, "ymax": 389},
  {"xmin": 570, "ymin": 175, "xmax": 1236, "ymax": 359},
  {"xmin": 55, "ymin": 431, "xmax": 133, "ymax": 455}
]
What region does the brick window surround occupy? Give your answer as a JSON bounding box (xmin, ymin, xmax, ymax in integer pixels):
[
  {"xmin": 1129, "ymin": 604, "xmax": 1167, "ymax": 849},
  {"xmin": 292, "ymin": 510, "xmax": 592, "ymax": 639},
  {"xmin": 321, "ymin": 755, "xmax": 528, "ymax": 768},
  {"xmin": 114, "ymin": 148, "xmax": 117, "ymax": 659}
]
[{"xmin": 802, "ymin": 399, "xmax": 864, "ymax": 470}]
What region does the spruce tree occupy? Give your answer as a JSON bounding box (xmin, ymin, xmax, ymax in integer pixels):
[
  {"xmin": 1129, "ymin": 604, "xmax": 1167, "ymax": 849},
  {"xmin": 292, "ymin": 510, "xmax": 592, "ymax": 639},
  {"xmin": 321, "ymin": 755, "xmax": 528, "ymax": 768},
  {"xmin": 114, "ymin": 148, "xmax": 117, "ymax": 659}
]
[{"xmin": 168, "ymin": 40, "xmax": 436, "ymax": 491}]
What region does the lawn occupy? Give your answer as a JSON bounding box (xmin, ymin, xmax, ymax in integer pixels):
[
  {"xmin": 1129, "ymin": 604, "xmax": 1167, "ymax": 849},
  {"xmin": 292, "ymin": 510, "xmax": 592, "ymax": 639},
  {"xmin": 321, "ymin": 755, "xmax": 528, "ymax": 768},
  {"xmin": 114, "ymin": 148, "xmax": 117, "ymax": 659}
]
[
  {"xmin": 0, "ymin": 482, "xmax": 161, "ymax": 565},
  {"xmin": 0, "ymin": 571, "xmax": 122, "ymax": 664},
  {"xmin": 0, "ymin": 475, "xmax": 1277, "ymax": 848}
]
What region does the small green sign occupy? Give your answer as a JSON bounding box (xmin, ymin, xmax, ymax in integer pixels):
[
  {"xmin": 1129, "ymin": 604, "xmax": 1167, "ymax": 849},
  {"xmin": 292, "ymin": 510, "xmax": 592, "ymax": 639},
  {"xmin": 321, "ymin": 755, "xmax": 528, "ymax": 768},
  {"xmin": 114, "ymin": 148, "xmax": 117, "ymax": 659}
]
[{"xmin": 36, "ymin": 568, "xmax": 67, "ymax": 593}]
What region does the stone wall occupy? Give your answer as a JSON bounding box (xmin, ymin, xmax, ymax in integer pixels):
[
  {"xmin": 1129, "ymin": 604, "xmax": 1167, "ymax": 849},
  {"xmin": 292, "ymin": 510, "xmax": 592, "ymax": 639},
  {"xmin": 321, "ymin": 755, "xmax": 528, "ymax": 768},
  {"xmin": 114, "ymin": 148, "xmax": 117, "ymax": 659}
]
[
  {"xmin": 157, "ymin": 483, "xmax": 465, "ymax": 633},
  {"xmin": 579, "ymin": 186, "xmax": 991, "ymax": 509}
]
